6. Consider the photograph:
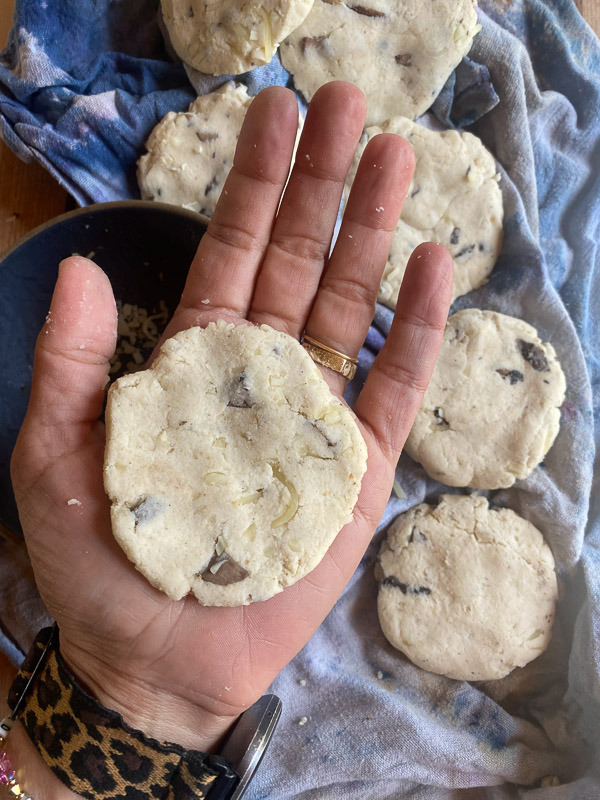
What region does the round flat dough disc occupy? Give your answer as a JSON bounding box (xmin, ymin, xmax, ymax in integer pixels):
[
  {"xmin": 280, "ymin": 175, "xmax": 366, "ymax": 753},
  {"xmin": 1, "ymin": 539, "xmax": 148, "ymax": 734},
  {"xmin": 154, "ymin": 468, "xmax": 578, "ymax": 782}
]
[
  {"xmin": 376, "ymin": 494, "xmax": 558, "ymax": 681},
  {"xmin": 161, "ymin": 0, "xmax": 315, "ymax": 75},
  {"xmin": 104, "ymin": 321, "xmax": 367, "ymax": 606},
  {"xmin": 280, "ymin": 0, "xmax": 480, "ymax": 126},
  {"xmin": 345, "ymin": 118, "xmax": 503, "ymax": 308},
  {"xmin": 137, "ymin": 83, "xmax": 252, "ymax": 217},
  {"xmin": 405, "ymin": 310, "xmax": 566, "ymax": 489}
]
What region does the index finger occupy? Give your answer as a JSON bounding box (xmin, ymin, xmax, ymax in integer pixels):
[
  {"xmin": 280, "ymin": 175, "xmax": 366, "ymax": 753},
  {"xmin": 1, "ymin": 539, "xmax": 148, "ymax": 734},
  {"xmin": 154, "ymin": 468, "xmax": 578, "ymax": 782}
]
[{"xmin": 164, "ymin": 86, "xmax": 300, "ymax": 338}]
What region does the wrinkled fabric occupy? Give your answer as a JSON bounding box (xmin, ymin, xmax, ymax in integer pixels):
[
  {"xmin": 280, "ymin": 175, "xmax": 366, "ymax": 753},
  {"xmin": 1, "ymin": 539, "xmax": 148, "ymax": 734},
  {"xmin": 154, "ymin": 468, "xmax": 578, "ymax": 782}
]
[
  {"xmin": 0, "ymin": 0, "xmax": 599, "ymax": 798},
  {"xmin": 0, "ymin": 0, "xmax": 496, "ymax": 204}
]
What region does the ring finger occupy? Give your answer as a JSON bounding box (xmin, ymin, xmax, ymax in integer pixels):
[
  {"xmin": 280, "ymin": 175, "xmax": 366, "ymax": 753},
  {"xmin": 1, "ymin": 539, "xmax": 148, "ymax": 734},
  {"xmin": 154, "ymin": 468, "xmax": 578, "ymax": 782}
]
[{"xmin": 303, "ymin": 132, "xmax": 415, "ymax": 394}]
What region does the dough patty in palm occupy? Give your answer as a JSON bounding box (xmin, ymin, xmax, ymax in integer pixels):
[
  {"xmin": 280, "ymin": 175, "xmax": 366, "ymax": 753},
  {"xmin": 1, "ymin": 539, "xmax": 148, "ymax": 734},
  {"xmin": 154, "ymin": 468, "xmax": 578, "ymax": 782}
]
[{"xmin": 104, "ymin": 321, "xmax": 368, "ymax": 606}]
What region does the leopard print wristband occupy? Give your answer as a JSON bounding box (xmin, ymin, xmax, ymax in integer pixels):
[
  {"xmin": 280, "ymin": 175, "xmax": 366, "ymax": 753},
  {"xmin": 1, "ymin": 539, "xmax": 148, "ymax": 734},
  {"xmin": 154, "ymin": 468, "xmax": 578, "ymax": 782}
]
[{"xmin": 8, "ymin": 627, "xmax": 238, "ymax": 800}]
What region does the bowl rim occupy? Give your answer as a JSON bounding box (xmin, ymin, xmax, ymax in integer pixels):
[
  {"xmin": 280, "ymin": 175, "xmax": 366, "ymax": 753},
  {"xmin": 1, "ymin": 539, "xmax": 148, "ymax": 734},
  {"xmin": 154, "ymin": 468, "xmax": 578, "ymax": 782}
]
[{"xmin": 0, "ymin": 200, "xmax": 210, "ymax": 265}]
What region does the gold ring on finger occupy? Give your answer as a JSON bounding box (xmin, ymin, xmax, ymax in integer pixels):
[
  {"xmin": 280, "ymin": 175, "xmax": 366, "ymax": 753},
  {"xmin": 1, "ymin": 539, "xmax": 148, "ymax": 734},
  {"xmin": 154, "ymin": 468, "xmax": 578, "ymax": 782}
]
[{"xmin": 301, "ymin": 335, "xmax": 359, "ymax": 381}]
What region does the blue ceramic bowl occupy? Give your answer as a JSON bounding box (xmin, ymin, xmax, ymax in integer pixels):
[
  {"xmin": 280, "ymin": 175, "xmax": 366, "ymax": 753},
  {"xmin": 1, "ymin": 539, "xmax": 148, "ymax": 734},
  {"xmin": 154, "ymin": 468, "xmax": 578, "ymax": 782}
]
[{"xmin": 0, "ymin": 201, "xmax": 208, "ymax": 535}]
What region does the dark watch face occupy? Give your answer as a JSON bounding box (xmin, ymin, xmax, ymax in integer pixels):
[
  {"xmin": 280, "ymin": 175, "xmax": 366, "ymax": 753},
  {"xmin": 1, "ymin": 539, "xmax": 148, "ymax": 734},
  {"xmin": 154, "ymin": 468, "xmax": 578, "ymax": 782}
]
[{"xmin": 217, "ymin": 695, "xmax": 282, "ymax": 800}]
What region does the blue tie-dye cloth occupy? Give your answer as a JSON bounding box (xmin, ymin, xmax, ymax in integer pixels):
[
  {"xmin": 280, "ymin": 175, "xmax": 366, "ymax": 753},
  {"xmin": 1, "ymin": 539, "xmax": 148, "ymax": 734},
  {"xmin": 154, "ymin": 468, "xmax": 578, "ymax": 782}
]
[
  {"xmin": 1, "ymin": 1, "xmax": 599, "ymax": 798},
  {"xmin": 0, "ymin": 0, "xmax": 499, "ymax": 203}
]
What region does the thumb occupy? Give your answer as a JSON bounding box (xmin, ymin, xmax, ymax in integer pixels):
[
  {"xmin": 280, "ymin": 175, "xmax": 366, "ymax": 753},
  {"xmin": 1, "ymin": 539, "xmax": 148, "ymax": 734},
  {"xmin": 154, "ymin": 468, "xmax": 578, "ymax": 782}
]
[{"xmin": 20, "ymin": 256, "xmax": 117, "ymax": 452}]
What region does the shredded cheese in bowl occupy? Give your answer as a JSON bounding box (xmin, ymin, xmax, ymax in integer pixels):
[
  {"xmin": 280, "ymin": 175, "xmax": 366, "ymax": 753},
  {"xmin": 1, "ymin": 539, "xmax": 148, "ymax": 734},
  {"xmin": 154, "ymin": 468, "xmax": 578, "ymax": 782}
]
[{"xmin": 109, "ymin": 299, "xmax": 170, "ymax": 377}]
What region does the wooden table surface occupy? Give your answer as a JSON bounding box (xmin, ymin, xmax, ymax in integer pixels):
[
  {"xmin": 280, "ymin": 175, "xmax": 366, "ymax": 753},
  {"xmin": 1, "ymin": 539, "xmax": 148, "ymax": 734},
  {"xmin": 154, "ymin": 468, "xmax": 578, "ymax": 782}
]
[{"xmin": 0, "ymin": 0, "xmax": 599, "ymax": 256}]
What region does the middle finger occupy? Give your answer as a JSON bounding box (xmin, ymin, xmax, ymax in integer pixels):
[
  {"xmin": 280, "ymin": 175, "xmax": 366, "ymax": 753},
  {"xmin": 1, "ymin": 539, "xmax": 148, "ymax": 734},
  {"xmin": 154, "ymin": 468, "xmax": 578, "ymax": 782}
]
[{"xmin": 248, "ymin": 81, "xmax": 366, "ymax": 336}]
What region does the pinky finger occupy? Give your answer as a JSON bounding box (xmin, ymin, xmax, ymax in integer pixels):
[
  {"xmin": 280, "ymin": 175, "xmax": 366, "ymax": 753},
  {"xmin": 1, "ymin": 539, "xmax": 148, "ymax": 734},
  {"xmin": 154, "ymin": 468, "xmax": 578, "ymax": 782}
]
[{"xmin": 354, "ymin": 243, "xmax": 453, "ymax": 462}]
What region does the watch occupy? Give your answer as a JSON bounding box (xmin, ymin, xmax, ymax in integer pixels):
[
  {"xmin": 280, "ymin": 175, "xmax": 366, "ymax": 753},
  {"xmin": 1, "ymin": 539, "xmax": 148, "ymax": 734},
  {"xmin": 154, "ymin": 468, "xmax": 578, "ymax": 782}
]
[{"xmin": 5, "ymin": 626, "xmax": 281, "ymax": 799}]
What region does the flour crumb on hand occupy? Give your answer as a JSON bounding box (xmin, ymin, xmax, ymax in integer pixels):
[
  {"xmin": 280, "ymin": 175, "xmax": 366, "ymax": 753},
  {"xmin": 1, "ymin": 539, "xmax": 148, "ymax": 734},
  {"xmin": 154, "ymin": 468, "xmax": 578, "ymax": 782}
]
[{"xmin": 67, "ymin": 498, "xmax": 82, "ymax": 506}]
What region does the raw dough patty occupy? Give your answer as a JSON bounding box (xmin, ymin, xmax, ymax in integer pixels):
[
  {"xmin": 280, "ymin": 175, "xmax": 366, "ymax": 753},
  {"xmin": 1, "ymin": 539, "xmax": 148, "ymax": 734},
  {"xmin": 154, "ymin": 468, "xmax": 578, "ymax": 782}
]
[
  {"xmin": 376, "ymin": 494, "xmax": 558, "ymax": 681},
  {"xmin": 104, "ymin": 321, "xmax": 367, "ymax": 606},
  {"xmin": 137, "ymin": 83, "xmax": 252, "ymax": 216},
  {"xmin": 405, "ymin": 310, "xmax": 566, "ymax": 489},
  {"xmin": 280, "ymin": 0, "xmax": 480, "ymax": 125},
  {"xmin": 161, "ymin": 0, "xmax": 315, "ymax": 75},
  {"xmin": 345, "ymin": 118, "xmax": 503, "ymax": 308}
]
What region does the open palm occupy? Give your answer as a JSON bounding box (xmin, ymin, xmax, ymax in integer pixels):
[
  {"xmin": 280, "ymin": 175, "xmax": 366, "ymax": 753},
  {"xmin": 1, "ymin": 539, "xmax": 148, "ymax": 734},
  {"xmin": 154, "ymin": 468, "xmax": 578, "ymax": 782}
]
[{"xmin": 11, "ymin": 82, "xmax": 452, "ymax": 751}]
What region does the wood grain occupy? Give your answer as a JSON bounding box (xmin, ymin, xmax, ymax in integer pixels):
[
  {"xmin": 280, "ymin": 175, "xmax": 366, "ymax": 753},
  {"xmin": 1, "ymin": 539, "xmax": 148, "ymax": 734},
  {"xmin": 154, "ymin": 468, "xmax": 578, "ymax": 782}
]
[
  {"xmin": 576, "ymin": 0, "xmax": 600, "ymax": 36},
  {"xmin": 0, "ymin": 0, "xmax": 69, "ymax": 256},
  {"xmin": 0, "ymin": 1, "xmax": 13, "ymax": 46},
  {"xmin": 0, "ymin": 147, "xmax": 70, "ymax": 256}
]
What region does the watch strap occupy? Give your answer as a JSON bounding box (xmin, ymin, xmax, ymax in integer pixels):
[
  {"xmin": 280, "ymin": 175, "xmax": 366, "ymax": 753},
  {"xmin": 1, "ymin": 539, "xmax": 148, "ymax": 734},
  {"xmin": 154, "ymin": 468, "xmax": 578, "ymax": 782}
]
[{"xmin": 8, "ymin": 626, "xmax": 238, "ymax": 800}]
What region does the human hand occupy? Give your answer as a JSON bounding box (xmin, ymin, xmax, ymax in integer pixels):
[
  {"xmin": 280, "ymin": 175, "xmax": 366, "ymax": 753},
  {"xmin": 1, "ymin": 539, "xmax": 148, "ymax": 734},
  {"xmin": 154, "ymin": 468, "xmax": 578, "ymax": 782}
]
[{"xmin": 11, "ymin": 81, "xmax": 452, "ymax": 753}]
